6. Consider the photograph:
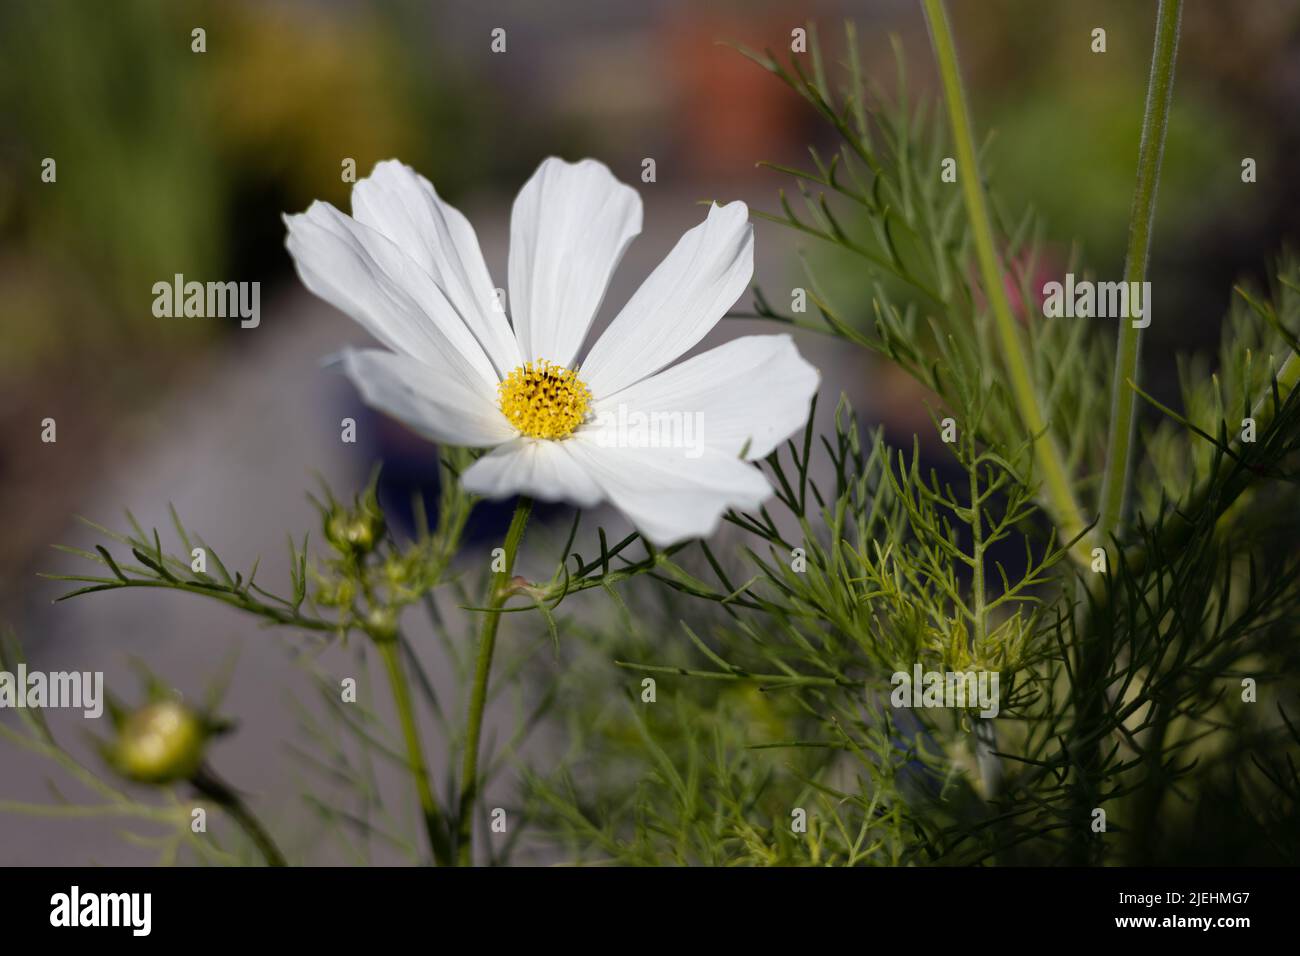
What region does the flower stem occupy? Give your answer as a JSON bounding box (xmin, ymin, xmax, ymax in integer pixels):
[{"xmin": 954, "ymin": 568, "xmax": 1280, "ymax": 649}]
[
  {"xmin": 921, "ymin": 0, "xmax": 1090, "ymax": 566},
  {"xmin": 456, "ymin": 495, "xmax": 533, "ymax": 865},
  {"xmin": 968, "ymin": 458, "xmax": 1002, "ymax": 802},
  {"xmin": 191, "ymin": 765, "xmax": 286, "ymax": 867},
  {"xmin": 1072, "ymin": 0, "xmax": 1182, "ymax": 866},
  {"xmin": 1097, "ymin": 0, "xmax": 1183, "ymax": 549},
  {"xmin": 378, "ymin": 637, "xmax": 452, "ymax": 865}
]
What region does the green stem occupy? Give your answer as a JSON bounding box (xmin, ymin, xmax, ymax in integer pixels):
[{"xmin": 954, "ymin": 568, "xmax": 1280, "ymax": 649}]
[
  {"xmin": 921, "ymin": 0, "xmax": 1090, "ymax": 566},
  {"xmin": 378, "ymin": 638, "xmax": 452, "ymax": 865},
  {"xmin": 969, "ymin": 464, "xmax": 987, "ymax": 650},
  {"xmin": 191, "ymin": 765, "xmax": 286, "ymax": 867},
  {"xmin": 456, "ymin": 495, "xmax": 532, "ymax": 866},
  {"xmin": 1097, "ymin": 0, "xmax": 1183, "ymax": 549},
  {"xmin": 1072, "ymin": 0, "xmax": 1183, "ymax": 866},
  {"xmin": 1132, "ymin": 698, "xmax": 1173, "ymax": 864},
  {"xmin": 967, "ymin": 458, "xmax": 1002, "ymax": 803}
]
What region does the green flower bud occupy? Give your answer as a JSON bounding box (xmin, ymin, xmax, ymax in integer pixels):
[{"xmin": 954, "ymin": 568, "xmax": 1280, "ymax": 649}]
[
  {"xmin": 324, "ymin": 502, "xmax": 385, "ymax": 555},
  {"xmin": 325, "ymin": 510, "xmax": 352, "ymax": 551},
  {"xmin": 315, "ymin": 577, "xmax": 355, "ymax": 608},
  {"xmin": 111, "ymin": 700, "xmax": 208, "ymax": 785},
  {"xmin": 337, "ymin": 579, "xmax": 356, "ymax": 607},
  {"xmin": 364, "ymin": 607, "xmax": 398, "ymax": 643},
  {"xmin": 383, "ymin": 555, "xmax": 409, "ymax": 586},
  {"xmin": 344, "ymin": 518, "xmax": 377, "ymax": 551}
]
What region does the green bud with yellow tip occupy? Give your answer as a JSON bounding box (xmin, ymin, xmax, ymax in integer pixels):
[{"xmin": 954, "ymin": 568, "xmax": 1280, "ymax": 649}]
[
  {"xmin": 109, "ymin": 699, "xmax": 211, "ymax": 785},
  {"xmin": 364, "ymin": 606, "xmax": 398, "ymax": 643}
]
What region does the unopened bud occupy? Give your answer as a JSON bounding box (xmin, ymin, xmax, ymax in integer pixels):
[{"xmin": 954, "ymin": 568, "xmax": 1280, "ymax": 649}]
[
  {"xmin": 364, "ymin": 607, "xmax": 398, "ymax": 643},
  {"xmin": 111, "ymin": 700, "xmax": 209, "ymax": 785}
]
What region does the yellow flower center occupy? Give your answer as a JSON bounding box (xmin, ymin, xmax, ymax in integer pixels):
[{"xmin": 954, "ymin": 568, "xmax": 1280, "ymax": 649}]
[{"xmin": 498, "ymin": 359, "xmax": 591, "ymax": 440}]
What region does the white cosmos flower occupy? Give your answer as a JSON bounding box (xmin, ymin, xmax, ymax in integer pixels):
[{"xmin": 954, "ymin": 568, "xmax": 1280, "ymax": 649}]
[{"xmin": 284, "ymin": 157, "xmax": 819, "ymax": 546}]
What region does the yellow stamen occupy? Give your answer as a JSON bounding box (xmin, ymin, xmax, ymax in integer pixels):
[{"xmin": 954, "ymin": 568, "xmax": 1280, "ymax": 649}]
[{"xmin": 498, "ymin": 359, "xmax": 591, "ymax": 440}]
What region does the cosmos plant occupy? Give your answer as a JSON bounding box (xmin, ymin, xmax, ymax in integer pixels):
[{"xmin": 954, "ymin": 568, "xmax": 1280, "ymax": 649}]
[{"xmin": 7, "ymin": 1, "xmax": 1300, "ymax": 866}]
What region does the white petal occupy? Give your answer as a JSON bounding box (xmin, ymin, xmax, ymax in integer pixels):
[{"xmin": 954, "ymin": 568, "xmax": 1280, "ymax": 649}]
[
  {"xmin": 461, "ymin": 439, "xmax": 604, "ymax": 506},
  {"xmin": 580, "ymin": 201, "xmax": 753, "ymax": 399},
  {"xmin": 587, "ymin": 335, "xmax": 820, "ymax": 461},
  {"xmin": 508, "ymin": 158, "xmax": 642, "ymax": 367},
  {"xmin": 340, "ymin": 349, "xmax": 513, "ymax": 448},
  {"xmin": 284, "ymin": 201, "xmax": 498, "ymax": 392},
  {"xmin": 564, "ymin": 439, "xmax": 771, "ymax": 547},
  {"xmin": 351, "ymin": 160, "xmax": 522, "ymax": 377}
]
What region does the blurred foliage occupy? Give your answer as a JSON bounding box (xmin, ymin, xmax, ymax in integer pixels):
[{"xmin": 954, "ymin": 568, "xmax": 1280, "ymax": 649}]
[
  {"xmin": 0, "ymin": 0, "xmax": 221, "ymax": 369},
  {"xmin": 0, "ymin": 0, "xmax": 497, "ymax": 376},
  {"xmin": 953, "ymin": 0, "xmax": 1275, "ymax": 272},
  {"xmin": 986, "ymin": 89, "xmax": 1241, "ymax": 274}
]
